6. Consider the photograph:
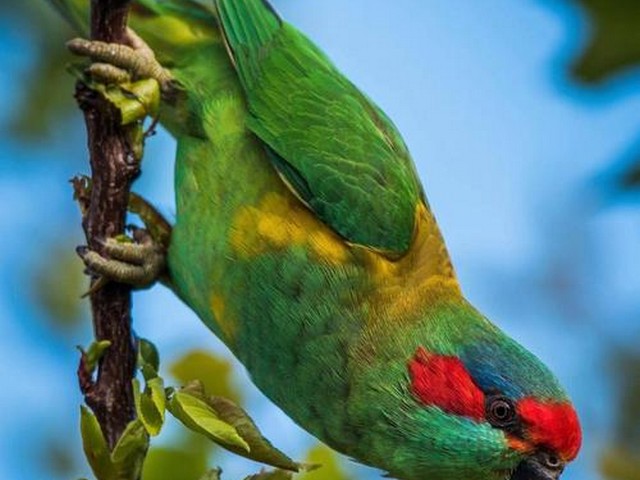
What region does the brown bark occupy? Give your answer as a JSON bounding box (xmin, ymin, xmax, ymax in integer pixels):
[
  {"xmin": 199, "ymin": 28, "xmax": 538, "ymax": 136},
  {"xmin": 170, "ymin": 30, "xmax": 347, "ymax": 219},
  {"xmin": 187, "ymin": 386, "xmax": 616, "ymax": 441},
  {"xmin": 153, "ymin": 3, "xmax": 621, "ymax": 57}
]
[{"xmin": 75, "ymin": 0, "xmax": 138, "ymax": 450}]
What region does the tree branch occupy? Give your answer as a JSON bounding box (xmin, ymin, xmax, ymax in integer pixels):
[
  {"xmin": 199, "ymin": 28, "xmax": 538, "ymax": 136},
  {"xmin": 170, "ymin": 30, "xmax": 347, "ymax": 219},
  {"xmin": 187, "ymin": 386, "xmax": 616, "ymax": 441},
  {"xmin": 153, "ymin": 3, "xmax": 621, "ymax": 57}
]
[{"xmin": 75, "ymin": 0, "xmax": 137, "ymax": 450}]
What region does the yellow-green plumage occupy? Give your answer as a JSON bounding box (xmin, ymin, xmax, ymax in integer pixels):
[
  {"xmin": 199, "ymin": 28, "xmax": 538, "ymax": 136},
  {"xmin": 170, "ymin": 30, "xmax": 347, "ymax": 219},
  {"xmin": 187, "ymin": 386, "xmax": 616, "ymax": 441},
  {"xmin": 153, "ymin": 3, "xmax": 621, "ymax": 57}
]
[{"xmin": 50, "ymin": 1, "xmax": 582, "ymax": 479}]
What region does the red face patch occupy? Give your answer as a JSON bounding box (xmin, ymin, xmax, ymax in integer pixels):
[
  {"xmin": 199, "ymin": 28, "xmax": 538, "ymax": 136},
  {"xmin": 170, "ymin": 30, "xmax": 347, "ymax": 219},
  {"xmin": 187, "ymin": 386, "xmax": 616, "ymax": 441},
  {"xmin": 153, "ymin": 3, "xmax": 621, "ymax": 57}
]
[
  {"xmin": 517, "ymin": 398, "xmax": 582, "ymax": 461},
  {"xmin": 408, "ymin": 347, "xmax": 485, "ymax": 421}
]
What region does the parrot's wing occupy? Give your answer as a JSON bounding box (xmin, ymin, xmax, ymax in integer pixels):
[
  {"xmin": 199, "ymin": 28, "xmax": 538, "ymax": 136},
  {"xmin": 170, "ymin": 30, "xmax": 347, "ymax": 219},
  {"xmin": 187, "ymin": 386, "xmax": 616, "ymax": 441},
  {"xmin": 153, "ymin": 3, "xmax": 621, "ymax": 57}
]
[{"xmin": 215, "ymin": 0, "xmax": 426, "ymax": 255}]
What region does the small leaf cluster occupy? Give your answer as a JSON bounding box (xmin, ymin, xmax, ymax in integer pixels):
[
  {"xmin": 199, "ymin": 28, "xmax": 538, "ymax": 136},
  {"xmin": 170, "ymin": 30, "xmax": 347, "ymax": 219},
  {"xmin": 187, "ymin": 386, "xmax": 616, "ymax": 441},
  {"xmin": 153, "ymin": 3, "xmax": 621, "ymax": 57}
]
[{"xmin": 78, "ymin": 338, "xmax": 305, "ymax": 480}]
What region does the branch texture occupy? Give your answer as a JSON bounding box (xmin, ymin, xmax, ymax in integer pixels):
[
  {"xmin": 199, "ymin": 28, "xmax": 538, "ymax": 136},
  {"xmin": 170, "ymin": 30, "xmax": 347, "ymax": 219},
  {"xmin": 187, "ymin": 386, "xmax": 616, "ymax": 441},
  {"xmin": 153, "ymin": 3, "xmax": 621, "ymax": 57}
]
[{"xmin": 76, "ymin": 0, "xmax": 137, "ymax": 450}]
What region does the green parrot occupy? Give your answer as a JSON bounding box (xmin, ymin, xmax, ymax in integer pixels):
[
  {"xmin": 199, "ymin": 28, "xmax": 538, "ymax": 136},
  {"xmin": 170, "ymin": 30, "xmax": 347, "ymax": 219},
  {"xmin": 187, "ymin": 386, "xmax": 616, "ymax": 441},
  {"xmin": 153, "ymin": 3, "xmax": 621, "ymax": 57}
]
[{"xmin": 51, "ymin": 1, "xmax": 582, "ymax": 479}]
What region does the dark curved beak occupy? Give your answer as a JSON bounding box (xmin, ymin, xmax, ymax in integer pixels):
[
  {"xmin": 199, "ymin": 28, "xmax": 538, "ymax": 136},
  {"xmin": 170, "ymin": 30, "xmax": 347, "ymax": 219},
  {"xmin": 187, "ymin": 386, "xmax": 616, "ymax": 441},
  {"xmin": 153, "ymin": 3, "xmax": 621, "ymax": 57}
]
[{"xmin": 510, "ymin": 451, "xmax": 565, "ymax": 480}]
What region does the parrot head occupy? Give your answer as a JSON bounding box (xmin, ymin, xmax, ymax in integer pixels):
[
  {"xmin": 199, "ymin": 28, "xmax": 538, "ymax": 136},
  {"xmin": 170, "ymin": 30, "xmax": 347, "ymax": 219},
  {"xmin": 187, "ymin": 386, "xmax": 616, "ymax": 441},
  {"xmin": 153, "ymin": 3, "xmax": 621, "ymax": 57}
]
[{"xmin": 358, "ymin": 301, "xmax": 581, "ymax": 480}]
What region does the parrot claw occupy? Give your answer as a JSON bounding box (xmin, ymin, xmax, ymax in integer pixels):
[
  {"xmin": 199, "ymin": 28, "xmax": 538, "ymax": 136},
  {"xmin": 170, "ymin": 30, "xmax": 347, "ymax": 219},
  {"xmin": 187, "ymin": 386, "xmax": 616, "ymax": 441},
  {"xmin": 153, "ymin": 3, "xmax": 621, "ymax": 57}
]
[
  {"xmin": 67, "ymin": 27, "xmax": 175, "ymax": 93},
  {"xmin": 86, "ymin": 62, "xmax": 131, "ymax": 85},
  {"xmin": 77, "ymin": 228, "xmax": 166, "ymax": 291}
]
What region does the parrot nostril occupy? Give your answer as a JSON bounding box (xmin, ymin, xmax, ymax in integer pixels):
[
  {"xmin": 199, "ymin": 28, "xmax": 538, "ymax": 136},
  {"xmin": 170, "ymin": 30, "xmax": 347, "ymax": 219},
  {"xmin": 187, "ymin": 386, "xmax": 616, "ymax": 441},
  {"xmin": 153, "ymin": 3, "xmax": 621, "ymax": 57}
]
[{"xmin": 543, "ymin": 452, "xmax": 563, "ymax": 470}]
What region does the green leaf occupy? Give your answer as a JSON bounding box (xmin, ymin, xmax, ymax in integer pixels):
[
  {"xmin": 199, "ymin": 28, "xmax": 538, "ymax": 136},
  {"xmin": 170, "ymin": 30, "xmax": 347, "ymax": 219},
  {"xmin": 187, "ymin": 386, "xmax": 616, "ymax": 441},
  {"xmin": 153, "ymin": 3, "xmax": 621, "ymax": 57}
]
[
  {"xmin": 170, "ymin": 350, "xmax": 242, "ymax": 403},
  {"xmin": 168, "ymin": 388, "xmax": 249, "ymax": 452},
  {"xmin": 80, "ymin": 407, "xmax": 150, "ymax": 480},
  {"xmin": 80, "ymin": 406, "xmax": 113, "ymax": 480},
  {"xmin": 139, "ymin": 338, "xmax": 160, "ymax": 372},
  {"xmin": 180, "ymin": 382, "xmax": 301, "ymax": 472},
  {"xmin": 148, "ymin": 377, "xmax": 167, "ymax": 422},
  {"xmin": 93, "ymin": 78, "xmax": 161, "ymax": 126},
  {"xmin": 133, "ymin": 378, "xmax": 166, "ymax": 436},
  {"xmin": 138, "ymin": 338, "xmax": 160, "ymax": 380},
  {"xmin": 110, "ymin": 419, "xmax": 150, "ymax": 479},
  {"xmin": 83, "ymin": 340, "xmax": 112, "ymax": 373},
  {"xmin": 205, "ymin": 396, "xmax": 300, "ymax": 471},
  {"xmin": 244, "ymin": 470, "xmax": 293, "ymax": 480}
]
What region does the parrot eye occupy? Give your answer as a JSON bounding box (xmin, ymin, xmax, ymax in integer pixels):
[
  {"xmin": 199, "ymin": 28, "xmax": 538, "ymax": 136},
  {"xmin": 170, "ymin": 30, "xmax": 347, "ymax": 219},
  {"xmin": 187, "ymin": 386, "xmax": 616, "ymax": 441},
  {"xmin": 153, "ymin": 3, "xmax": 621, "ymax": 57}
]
[{"xmin": 487, "ymin": 396, "xmax": 517, "ymax": 427}]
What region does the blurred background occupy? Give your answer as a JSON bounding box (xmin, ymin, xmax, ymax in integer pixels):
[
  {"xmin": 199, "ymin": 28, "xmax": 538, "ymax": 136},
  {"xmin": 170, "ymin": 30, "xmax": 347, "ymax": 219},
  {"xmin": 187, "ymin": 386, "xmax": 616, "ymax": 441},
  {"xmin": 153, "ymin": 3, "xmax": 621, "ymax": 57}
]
[{"xmin": 0, "ymin": 1, "xmax": 638, "ymax": 479}]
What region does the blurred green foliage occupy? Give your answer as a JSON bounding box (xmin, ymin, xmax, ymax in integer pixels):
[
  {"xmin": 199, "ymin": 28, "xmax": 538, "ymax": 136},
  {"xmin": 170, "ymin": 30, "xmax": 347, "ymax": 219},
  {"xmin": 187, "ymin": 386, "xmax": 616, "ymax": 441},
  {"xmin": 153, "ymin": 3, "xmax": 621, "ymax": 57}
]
[
  {"xmin": 568, "ymin": 2, "xmax": 640, "ymax": 477},
  {"xmin": 601, "ymin": 447, "xmax": 640, "ymax": 480},
  {"xmin": 569, "ymin": 0, "xmax": 640, "ymax": 84},
  {"xmin": 142, "ymin": 434, "xmax": 211, "ymax": 480},
  {"xmin": 620, "ymin": 159, "xmax": 640, "ymax": 191},
  {"xmin": 0, "ymin": 2, "xmax": 77, "ymax": 140},
  {"xmin": 44, "ymin": 436, "xmax": 79, "ymax": 478},
  {"xmin": 298, "ymin": 445, "xmax": 351, "ymax": 480},
  {"xmin": 569, "ymin": 0, "xmax": 640, "ymax": 192},
  {"xmin": 33, "ymin": 244, "xmax": 87, "ymax": 330},
  {"xmin": 170, "ymin": 350, "xmax": 243, "ymax": 404},
  {"xmin": 599, "ymin": 349, "xmax": 640, "ymax": 480},
  {"xmin": 614, "ymin": 350, "xmax": 640, "ymax": 448}
]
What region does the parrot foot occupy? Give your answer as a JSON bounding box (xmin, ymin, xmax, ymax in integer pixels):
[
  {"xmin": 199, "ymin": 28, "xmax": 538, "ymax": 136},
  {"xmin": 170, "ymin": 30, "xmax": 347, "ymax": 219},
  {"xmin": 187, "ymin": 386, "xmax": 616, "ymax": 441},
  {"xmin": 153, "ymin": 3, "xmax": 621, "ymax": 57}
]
[
  {"xmin": 67, "ymin": 28, "xmax": 175, "ymax": 94},
  {"xmin": 77, "ymin": 226, "xmax": 166, "ymax": 293}
]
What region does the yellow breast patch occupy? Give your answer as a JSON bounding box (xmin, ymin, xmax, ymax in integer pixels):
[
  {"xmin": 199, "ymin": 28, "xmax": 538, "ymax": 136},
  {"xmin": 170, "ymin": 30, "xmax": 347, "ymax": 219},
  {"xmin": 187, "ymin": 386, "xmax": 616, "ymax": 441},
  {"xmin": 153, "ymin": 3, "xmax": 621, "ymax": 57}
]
[
  {"xmin": 228, "ymin": 192, "xmax": 461, "ymax": 328},
  {"xmin": 209, "ymin": 293, "xmax": 237, "ymax": 344},
  {"xmin": 229, "ymin": 191, "xmax": 350, "ymax": 265},
  {"xmin": 356, "ymin": 203, "xmax": 461, "ymax": 322}
]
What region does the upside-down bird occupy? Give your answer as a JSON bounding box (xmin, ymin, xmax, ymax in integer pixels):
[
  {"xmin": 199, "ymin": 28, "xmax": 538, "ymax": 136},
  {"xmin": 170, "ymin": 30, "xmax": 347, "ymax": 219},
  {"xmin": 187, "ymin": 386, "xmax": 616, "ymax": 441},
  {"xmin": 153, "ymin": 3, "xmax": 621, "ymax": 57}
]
[{"xmin": 52, "ymin": 1, "xmax": 581, "ymax": 478}]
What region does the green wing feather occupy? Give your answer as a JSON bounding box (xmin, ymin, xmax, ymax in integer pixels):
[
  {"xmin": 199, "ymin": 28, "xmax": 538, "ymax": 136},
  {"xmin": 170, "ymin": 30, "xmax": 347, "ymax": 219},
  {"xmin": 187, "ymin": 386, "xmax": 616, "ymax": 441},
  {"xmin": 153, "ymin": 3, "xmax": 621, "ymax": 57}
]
[{"xmin": 215, "ymin": 0, "xmax": 423, "ymax": 254}]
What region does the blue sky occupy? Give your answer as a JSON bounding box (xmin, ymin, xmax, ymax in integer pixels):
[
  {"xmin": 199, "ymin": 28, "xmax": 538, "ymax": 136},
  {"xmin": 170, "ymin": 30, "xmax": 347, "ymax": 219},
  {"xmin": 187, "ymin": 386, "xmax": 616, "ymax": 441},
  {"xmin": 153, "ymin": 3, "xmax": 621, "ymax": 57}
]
[{"xmin": 1, "ymin": 1, "xmax": 639, "ymax": 479}]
